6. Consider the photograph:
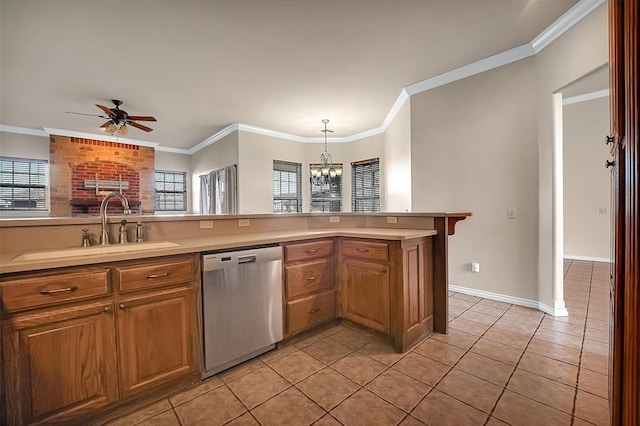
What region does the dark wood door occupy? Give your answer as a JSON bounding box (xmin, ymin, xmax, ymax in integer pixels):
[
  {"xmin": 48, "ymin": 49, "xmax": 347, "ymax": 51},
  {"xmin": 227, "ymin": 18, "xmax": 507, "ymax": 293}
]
[{"xmin": 609, "ymin": 1, "xmax": 639, "ymax": 424}]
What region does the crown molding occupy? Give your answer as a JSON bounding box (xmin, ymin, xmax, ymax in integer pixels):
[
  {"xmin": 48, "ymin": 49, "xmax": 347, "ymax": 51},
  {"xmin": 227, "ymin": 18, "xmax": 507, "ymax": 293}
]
[
  {"xmin": 531, "ymin": 0, "xmax": 606, "ymax": 53},
  {"xmin": 0, "ymin": 124, "xmax": 48, "ymax": 137},
  {"xmin": 406, "ymin": 43, "xmax": 535, "ymax": 96},
  {"xmin": 562, "ymin": 89, "xmax": 609, "ymax": 105},
  {"xmin": 183, "ymin": 123, "xmax": 239, "ymax": 155},
  {"xmin": 42, "ymin": 128, "xmax": 159, "ymax": 148}
]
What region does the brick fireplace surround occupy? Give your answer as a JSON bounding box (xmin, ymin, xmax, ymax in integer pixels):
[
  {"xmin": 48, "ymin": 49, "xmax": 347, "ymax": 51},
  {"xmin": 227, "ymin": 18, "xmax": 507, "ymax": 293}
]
[{"xmin": 49, "ymin": 135, "xmax": 155, "ymax": 216}]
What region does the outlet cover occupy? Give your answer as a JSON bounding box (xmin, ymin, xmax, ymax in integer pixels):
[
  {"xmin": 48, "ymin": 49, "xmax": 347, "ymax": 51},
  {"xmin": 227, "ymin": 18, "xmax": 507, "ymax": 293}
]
[
  {"xmin": 507, "ymin": 208, "xmax": 517, "ymax": 219},
  {"xmin": 387, "ymin": 216, "xmax": 398, "ymax": 224},
  {"xmin": 329, "ymin": 216, "xmax": 340, "ymax": 223},
  {"xmin": 199, "ymin": 220, "xmax": 214, "ymax": 229},
  {"xmin": 471, "ymin": 262, "xmax": 480, "ymax": 273},
  {"xmin": 238, "ymin": 219, "xmax": 250, "ymax": 227},
  {"xmin": 598, "ymin": 207, "xmax": 608, "ymax": 214}
]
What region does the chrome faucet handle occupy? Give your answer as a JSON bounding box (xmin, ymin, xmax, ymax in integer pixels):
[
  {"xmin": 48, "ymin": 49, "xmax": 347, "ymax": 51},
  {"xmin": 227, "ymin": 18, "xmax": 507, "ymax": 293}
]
[{"xmin": 136, "ymin": 221, "xmax": 144, "ymax": 243}]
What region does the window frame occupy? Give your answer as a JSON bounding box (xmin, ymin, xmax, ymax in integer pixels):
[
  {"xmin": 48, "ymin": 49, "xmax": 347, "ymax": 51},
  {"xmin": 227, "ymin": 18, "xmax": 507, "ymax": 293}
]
[
  {"xmin": 154, "ymin": 170, "xmax": 188, "ymax": 212},
  {"xmin": 0, "ymin": 156, "xmax": 49, "ymax": 213},
  {"xmin": 310, "ymin": 163, "xmax": 343, "ymax": 212},
  {"xmin": 273, "ymin": 160, "xmax": 302, "ymax": 213},
  {"xmin": 351, "ymin": 157, "xmax": 380, "ymax": 213}
]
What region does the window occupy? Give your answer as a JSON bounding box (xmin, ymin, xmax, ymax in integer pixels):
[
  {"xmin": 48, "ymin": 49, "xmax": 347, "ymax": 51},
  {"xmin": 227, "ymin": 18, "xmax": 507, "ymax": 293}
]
[
  {"xmin": 310, "ymin": 163, "xmax": 343, "ymax": 212},
  {"xmin": 154, "ymin": 170, "xmax": 187, "ymax": 211},
  {"xmin": 0, "ymin": 157, "xmax": 48, "ymax": 211},
  {"xmin": 352, "ymin": 158, "xmax": 380, "ymax": 212},
  {"xmin": 273, "ymin": 160, "xmax": 302, "ymax": 213}
]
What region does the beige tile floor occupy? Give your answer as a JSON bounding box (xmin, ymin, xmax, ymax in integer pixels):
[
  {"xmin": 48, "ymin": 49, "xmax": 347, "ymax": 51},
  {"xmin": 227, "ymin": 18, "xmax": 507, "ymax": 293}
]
[{"xmin": 108, "ymin": 260, "xmax": 610, "ymax": 426}]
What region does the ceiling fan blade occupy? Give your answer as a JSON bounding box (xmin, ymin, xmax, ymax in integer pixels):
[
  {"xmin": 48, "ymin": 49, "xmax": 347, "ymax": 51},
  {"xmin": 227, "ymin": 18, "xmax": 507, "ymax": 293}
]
[
  {"xmin": 96, "ymin": 104, "xmax": 114, "ymax": 115},
  {"xmin": 99, "ymin": 121, "xmax": 111, "ymax": 128},
  {"xmin": 66, "ymin": 111, "xmax": 107, "ymax": 118},
  {"xmin": 127, "ymin": 121, "xmax": 154, "ymax": 132},
  {"xmin": 127, "ymin": 115, "xmax": 157, "ymax": 122}
]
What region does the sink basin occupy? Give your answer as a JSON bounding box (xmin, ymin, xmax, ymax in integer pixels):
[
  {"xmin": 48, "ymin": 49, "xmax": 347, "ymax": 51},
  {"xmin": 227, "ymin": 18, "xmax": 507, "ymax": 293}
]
[{"xmin": 12, "ymin": 241, "xmax": 181, "ymax": 262}]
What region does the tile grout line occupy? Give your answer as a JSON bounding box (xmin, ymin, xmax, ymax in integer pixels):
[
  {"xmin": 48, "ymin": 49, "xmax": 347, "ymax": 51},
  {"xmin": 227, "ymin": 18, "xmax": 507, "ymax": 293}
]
[{"xmin": 569, "ymin": 261, "xmax": 595, "ymax": 426}]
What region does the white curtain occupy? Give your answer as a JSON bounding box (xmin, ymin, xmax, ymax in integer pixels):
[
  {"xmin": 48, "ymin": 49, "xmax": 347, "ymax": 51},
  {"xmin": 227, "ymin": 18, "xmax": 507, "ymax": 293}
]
[{"xmin": 199, "ymin": 165, "xmax": 237, "ymax": 214}]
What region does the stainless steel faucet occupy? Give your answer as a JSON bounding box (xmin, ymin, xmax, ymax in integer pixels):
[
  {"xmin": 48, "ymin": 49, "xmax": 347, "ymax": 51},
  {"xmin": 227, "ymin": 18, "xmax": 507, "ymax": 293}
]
[{"xmin": 99, "ymin": 192, "xmax": 132, "ymax": 245}]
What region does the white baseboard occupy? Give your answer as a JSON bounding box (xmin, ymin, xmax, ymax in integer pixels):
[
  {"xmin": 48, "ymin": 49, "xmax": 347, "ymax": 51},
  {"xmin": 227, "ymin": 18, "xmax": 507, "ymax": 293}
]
[
  {"xmin": 564, "ymin": 255, "xmax": 610, "ymax": 263},
  {"xmin": 450, "ymin": 285, "xmax": 569, "ymax": 317}
]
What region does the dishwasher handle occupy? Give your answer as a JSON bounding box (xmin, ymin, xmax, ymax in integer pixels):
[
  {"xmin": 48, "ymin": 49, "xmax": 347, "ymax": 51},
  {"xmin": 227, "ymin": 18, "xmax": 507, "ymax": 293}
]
[{"xmin": 238, "ymin": 254, "xmax": 257, "ymax": 264}]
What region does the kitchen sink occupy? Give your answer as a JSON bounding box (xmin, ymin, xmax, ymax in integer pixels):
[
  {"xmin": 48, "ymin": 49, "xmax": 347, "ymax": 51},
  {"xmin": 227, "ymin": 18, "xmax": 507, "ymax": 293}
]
[{"xmin": 12, "ymin": 241, "xmax": 181, "ymax": 262}]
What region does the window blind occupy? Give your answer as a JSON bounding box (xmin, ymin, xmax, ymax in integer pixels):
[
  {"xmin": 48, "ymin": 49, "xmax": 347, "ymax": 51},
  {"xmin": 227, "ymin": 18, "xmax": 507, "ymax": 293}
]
[
  {"xmin": 273, "ymin": 160, "xmax": 302, "ymax": 213},
  {"xmin": 351, "ymin": 158, "xmax": 380, "ymax": 212},
  {"xmin": 0, "ymin": 157, "xmax": 48, "ymax": 211},
  {"xmin": 154, "ymin": 170, "xmax": 187, "ymax": 211}
]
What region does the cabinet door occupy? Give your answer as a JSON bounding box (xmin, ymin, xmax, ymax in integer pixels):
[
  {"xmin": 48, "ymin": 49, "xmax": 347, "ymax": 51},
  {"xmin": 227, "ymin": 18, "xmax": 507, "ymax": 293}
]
[
  {"xmin": 117, "ymin": 286, "xmax": 197, "ymax": 397},
  {"xmin": 1, "ymin": 301, "xmax": 118, "ymax": 425},
  {"xmin": 341, "ymin": 258, "xmax": 390, "ymax": 332}
]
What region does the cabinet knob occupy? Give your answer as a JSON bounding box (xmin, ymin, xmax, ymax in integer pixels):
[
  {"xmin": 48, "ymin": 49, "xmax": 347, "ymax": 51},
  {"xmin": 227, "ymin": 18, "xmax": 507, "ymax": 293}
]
[
  {"xmin": 104, "ymin": 306, "xmax": 113, "ymax": 313},
  {"xmin": 381, "ymin": 268, "xmax": 387, "ymax": 273},
  {"xmin": 605, "ymin": 160, "xmax": 615, "ymax": 169},
  {"xmin": 309, "ymin": 308, "xmax": 320, "ymax": 314},
  {"xmin": 119, "ymin": 304, "xmax": 127, "ymax": 310},
  {"xmin": 605, "ymin": 135, "xmax": 614, "ymax": 145}
]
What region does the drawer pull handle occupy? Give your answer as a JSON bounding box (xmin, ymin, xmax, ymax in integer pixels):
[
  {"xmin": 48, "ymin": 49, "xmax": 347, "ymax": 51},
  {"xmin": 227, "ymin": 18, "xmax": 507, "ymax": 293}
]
[
  {"xmin": 307, "ymin": 275, "xmax": 319, "ymax": 281},
  {"xmin": 306, "ymin": 248, "xmax": 319, "ymax": 254},
  {"xmin": 356, "ymin": 248, "xmax": 370, "ymax": 253},
  {"xmin": 309, "ymin": 308, "xmax": 320, "ymax": 314},
  {"xmin": 40, "ymin": 286, "xmax": 77, "ymax": 295},
  {"xmin": 145, "ymin": 272, "xmax": 170, "ymax": 279}
]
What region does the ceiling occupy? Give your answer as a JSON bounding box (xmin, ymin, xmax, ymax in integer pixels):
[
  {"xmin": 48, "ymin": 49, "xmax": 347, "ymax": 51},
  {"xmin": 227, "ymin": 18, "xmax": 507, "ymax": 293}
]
[{"xmin": 1, "ymin": 0, "xmax": 582, "ymax": 150}]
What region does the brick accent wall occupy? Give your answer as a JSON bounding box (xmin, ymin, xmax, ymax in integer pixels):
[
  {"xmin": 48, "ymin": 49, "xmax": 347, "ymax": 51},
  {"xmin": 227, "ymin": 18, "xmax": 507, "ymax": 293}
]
[{"xmin": 49, "ymin": 135, "xmax": 155, "ymax": 216}]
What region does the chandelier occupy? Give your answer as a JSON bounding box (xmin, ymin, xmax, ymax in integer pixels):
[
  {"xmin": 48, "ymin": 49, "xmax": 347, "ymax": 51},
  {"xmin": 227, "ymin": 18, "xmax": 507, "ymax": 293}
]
[{"xmin": 310, "ymin": 119, "xmax": 342, "ymax": 186}]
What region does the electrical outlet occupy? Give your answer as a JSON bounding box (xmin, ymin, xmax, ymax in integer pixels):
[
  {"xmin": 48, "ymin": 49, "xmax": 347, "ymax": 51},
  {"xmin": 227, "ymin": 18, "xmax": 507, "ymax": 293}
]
[
  {"xmin": 471, "ymin": 262, "xmax": 480, "ymax": 273},
  {"xmin": 598, "ymin": 207, "xmax": 608, "ymax": 214},
  {"xmin": 329, "ymin": 216, "xmax": 340, "ymax": 223},
  {"xmin": 507, "ymin": 208, "xmax": 517, "ymax": 219},
  {"xmin": 238, "ymin": 219, "xmax": 250, "ymax": 227},
  {"xmin": 387, "ymin": 216, "xmax": 398, "ymax": 224},
  {"xmin": 199, "ymin": 220, "xmax": 214, "ymax": 229}
]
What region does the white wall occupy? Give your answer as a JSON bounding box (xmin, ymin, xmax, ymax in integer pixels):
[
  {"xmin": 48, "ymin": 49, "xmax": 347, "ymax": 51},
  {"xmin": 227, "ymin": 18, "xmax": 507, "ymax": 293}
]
[
  {"xmin": 411, "ymin": 57, "xmax": 540, "ymax": 300},
  {"xmin": 237, "ymin": 131, "xmax": 308, "ymax": 214},
  {"xmin": 535, "ymin": 4, "xmax": 608, "ymax": 310},
  {"xmin": 0, "ymin": 132, "xmax": 50, "ymax": 160},
  {"xmin": 563, "ymin": 96, "xmax": 610, "ymax": 260},
  {"xmin": 190, "ymin": 131, "xmax": 239, "ymax": 213},
  {"xmin": 237, "ymin": 131, "xmax": 383, "ymax": 214},
  {"xmin": 384, "ymin": 101, "xmax": 412, "ymax": 212}
]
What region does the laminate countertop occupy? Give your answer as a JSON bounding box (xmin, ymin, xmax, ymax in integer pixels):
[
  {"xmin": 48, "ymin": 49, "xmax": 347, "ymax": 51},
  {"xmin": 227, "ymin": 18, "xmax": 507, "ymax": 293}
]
[{"xmin": 0, "ymin": 227, "xmax": 438, "ymax": 274}]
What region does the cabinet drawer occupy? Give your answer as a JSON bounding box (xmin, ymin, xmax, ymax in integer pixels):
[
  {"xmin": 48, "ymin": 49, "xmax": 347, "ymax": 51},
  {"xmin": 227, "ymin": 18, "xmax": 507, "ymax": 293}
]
[
  {"xmin": 1, "ymin": 267, "xmax": 110, "ymax": 312},
  {"xmin": 285, "ymin": 240, "xmax": 334, "ymax": 263},
  {"xmin": 342, "ymin": 239, "xmax": 388, "ymax": 262},
  {"xmin": 285, "ymin": 258, "xmax": 335, "ymax": 300},
  {"xmin": 114, "ymin": 256, "xmax": 195, "ymax": 292},
  {"xmin": 287, "ymin": 290, "xmax": 336, "ymax": 335}
]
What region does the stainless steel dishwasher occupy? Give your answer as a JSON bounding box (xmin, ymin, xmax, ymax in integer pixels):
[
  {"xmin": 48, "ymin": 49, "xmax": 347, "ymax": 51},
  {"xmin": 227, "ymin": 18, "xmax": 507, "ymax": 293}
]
[{"xmin": 201, "ymin": 244, "xmax": 283, "ymax": 378}]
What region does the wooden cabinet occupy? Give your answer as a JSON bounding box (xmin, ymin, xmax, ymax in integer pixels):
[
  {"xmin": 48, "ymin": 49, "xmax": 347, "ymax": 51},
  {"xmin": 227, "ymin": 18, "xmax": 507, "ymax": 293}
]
[
  {"xmin": 0, "ymin": 254, "xmax": 200, "ymax": 425},
  {"xmin": 339, "ymin": 237, "xmax": 433, "ymax": 352},
  {"xmin": 1, "ymin": 301, "xmax": 118, "ymax": 425},
  {"xmin": 117, "ymin": 286, "xmax": 198, "ymax": 397},
  {"xmin": 341, "ymin": 257, "xmax": 390, "ymax": 332},
  {"xmin": 283, "ymin": 239, "xmax": 336, "ymax": 336}
]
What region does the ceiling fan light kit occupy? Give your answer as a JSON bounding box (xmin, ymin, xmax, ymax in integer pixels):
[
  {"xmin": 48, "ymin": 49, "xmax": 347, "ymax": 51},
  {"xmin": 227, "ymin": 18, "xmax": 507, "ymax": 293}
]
[{"xmin": 67, "ymin": 99, "xmax": 157, "ymax": 136}]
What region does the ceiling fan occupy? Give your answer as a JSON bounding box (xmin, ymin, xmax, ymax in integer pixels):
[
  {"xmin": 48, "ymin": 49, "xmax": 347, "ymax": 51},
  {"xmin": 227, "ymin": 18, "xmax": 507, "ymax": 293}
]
[{"xmin": 66, "ymin": 99, "xmax": 157, "ymax": 135}]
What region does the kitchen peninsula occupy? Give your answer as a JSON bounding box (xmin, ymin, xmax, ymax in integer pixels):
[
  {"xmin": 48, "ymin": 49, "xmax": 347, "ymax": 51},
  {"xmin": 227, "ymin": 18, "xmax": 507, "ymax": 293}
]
[{"xmin": 0, "ymin": 212, "xmax": 469, "ymax": 425}]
